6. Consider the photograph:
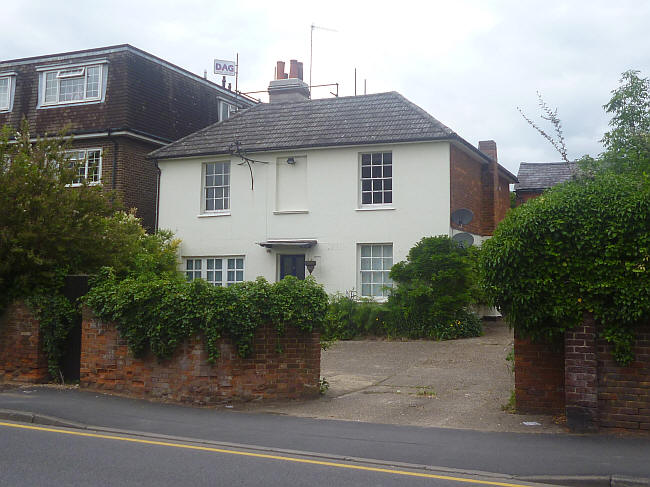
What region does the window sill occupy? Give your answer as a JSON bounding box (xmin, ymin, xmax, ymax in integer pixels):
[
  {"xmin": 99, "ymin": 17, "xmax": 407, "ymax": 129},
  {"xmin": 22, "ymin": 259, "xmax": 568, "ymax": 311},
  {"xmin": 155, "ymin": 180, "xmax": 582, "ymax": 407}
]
[
  {"xmin": 66, "ymin": 182, "xmax": 101, "ymax": 188},
  {"xmin": 355, "ymin": 206, "xmax": 395, "ymax": 212},
  {"xmin": 197, "ymin": 212, "xmax": 231, "ymax": 218},
  {"xmin": 38, "ymin": 100, "xmax": 103, "ymax": 109},
  {"xmin": 359, "ymin": 296, "xmax": 389, "ymax": 303},
  {"xmin": 273, "ymin": 210, "xmax": 309, "ymax": 215}
]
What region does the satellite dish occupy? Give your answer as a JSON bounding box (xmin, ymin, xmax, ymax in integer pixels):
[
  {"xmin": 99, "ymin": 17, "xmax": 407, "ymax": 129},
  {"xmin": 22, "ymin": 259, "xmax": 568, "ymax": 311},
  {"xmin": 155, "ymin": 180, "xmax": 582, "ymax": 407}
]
[
  {"xmin": 452, "ymin": 232, "xmax": 474, "ymax": 248},
  {"xmin": 451, "ymin": 208, "xmax": 474, "ymax": 226}
]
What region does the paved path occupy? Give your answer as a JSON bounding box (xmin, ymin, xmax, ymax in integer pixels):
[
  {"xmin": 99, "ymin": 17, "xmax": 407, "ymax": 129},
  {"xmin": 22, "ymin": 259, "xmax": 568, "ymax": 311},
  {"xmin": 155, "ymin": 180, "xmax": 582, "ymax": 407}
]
[{"xmin": 242, "ymin": 320, "xmax": 563, "ymax": 433}]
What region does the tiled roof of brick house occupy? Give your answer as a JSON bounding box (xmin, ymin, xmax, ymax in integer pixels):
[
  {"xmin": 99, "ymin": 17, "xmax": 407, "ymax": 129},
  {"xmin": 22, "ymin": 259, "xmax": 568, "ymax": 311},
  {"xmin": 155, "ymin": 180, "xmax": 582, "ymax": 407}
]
[{"xmin": 515, "ymin": 162, "xmax": 577, "ymax": 191}]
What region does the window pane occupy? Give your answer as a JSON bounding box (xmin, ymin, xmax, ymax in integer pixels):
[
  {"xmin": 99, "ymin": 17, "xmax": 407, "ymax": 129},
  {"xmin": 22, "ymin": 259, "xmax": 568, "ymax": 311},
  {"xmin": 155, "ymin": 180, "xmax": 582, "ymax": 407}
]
[
  {"xmin": 361, "ymin": 284, "xmax": 371, "ymax": 296},
  {"xmin": 59, "ymin": 76, "xmax": 84, "ymax": 101},
  {"xmin": 361, "ymin": 167, "xmax": 371, "ymax": 179},
  {"xmin": 236, "ymin": 259, "xmax": 243, "ymax": 269},
  {"xmin": 215, "ymin": 199, "xmax": 223, "ymax": 210},
  {"xmin": 361, "ymin": 245, "xmax": 371, "ymax": 257},
  {"xmin": 215, "ymin": 271, "xmax": 222, "ymax": 282},
  {"xmin": 228, "ymin": 270, "xmax": 235, "ymax": 281},
  {"xmin": 372, "ymin": 166, "xmax": 381, "ymax": 178},
  {"xmin": 87, "ymin": 150, "xmax": 101, "ymax": 183},
  {"xmin": 383, "ymin": 179, "xmax": 392, "ymax": 190},
  {"xmin": 0, "ymin": 78, "xmax": 9, "ymax": 110},
  {"xmin": 371, "ymin": 284, "xmax": 382, "ymax": 296},
  {"xmin": 372, "ymin": 192, "xmax": 383, "ymax": 204},
  {"xmin": 372, "ymin": 179, "xmax": 382, "ymax": 190},
  {"xmin": 207, "ymin": 259, "xmax": 214, "ymax": 270},
  {"xmin": 371, "ymin": 153, "xmax": 382, "ymax": 164},
  {"xmin": 44, "ymin": 72, "xmax": 58, "ymax": 103},
  {"xmin": 360, "ymin": 258, "xmax": 371, "ymax": 270},
  {"xmin": 383, "ymin": 152, "xmax": 392, "ymax": 164},
  {"xmin": 236, "ymin": 270, "xmax": 243, "ymax": 281},
  {"xmin": 361, "ymin": 153, "xmax": 371, "ymax": 165},
  {"xmin": 86, "ymin": 66, "xmax": 100, "ymax": 98},
  {"xmin": 383, "ymin": 245, "xmax": 393, "ymax": 258},
  {"xmin": 207, "ymin": 271, "xmax": 213, "ymax": 281},
  {"xmin": 362, "ymin": 180, "xmax": 371, "ymax": 191},
  {"xmin": 227, "ymin": 259, "xmax": 235, "ymax": 269},
  {"xmin": 384, "ymin": 192, "xmax": 392, "ymax": 204},
  {"xmin": 186, "ymin": 260, "xmax": 194, "ymax": 270},
  {"xmin": 361, "ymin": 193, "xmax": 371, "ymax": 204},
  {"xmin": 206, "ymin": 200, "xmax": 214, "ymax": 211},
  {"xmin": 383, "ymin": 165, "xmax": 392, "ymax": 177}
]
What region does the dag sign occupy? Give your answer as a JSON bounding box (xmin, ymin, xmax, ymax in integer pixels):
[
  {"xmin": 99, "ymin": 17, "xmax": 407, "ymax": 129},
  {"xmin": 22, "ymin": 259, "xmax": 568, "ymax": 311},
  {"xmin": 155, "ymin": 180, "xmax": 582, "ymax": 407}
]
[{"xmin": 214, "ymin": 59, "xmax": 236, "ymax": 76}]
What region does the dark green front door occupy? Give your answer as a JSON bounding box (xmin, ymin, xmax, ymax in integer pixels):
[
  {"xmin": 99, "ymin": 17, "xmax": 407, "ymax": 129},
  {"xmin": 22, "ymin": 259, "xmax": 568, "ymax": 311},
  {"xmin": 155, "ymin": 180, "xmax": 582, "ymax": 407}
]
[{"xmin": 280, "ymin": 255, "xmax": 305, "ymax": 280}]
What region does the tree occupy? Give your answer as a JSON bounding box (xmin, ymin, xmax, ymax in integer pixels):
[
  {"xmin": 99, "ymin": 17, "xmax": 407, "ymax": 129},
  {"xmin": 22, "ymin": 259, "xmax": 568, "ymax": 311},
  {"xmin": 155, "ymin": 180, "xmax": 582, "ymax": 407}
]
[
  {"xmin": 600, "ymin": 70, "xmax": 650, "ymax": 174},
  {"xmin": 0, "ymin": 121, "xmax": 180, "ymax": 306}
]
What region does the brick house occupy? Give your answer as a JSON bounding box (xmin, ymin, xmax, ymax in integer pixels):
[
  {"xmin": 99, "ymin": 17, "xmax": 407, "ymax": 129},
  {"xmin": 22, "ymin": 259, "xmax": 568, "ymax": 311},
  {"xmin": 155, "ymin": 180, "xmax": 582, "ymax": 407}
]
[
  {"xmin": 0, "ymin": 44, "xmax": 256, "ymax": 230},
  {"xmin": 514, "ymin": 161, "xmax": 576, "ymax": 205},
  {"xmin": 149, "ymin": 61, "xmax": 517, "ymax": 297}
]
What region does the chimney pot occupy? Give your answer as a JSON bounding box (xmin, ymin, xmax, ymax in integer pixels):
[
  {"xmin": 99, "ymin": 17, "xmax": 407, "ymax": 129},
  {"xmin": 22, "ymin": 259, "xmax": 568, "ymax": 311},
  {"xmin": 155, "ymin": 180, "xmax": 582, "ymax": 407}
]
[
  {"xmin": 297, "ymin": 61, "xmax": 304, "ymax": 81},
  {"xmin": 289, "ymin": 59, "xmax": 299, "ymax": 79},
  {"xmin": 276, "ymin": 61, "xmax": 286, "ymax": 80}
]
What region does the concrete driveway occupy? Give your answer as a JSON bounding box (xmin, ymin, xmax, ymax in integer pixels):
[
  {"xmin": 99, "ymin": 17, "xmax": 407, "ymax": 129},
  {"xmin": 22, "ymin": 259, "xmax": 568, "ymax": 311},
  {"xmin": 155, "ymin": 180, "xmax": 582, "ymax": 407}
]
[{"xmin": 242, "ymin": 320, "xmax": 564, "ymax": 433}]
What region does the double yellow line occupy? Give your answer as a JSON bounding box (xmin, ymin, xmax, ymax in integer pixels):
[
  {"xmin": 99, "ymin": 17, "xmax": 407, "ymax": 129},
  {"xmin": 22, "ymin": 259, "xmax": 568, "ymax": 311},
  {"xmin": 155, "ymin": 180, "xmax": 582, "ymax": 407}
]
[{"xmin": 1, "ymin": 421, "xmax": 530, "ymax": 486}]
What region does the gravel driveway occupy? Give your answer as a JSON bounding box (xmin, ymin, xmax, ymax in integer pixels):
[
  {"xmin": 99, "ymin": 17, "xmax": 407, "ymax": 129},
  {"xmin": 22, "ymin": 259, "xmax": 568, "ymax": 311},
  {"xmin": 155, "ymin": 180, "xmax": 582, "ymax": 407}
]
[{"xmin": 241, "ymin": 320, "xmax": 564, "ymax": 433}]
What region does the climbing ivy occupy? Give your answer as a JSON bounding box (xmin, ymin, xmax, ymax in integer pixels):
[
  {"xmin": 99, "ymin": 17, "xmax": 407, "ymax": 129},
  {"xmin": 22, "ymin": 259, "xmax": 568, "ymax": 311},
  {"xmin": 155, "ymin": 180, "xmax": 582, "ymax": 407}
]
[
  {"xmin": 84, "ymin": 271, "xmax": 328, "ymax": 362},
  {"xmin": 480, "ymin": 172, "xmax": 650, "ymax": 365}
]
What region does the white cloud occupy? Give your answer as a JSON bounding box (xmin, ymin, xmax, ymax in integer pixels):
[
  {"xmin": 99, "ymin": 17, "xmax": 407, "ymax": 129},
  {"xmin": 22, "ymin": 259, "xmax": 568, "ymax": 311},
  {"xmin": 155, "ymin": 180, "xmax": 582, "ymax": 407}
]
[{"xmin": 2, "ymin": 0, "xmax": 649, "ymax": 175}]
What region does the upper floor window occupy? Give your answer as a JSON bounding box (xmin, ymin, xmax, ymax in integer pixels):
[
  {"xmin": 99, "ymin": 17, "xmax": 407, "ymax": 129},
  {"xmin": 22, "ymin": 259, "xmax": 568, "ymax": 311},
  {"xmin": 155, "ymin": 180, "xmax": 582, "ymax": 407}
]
[
  {"xmin": 66, "ymin": 148, "xmax": 102, "ymax": 186},
  {"xmin": 41, "ymin": 64, "xmax": 104, "ymax": 106},
  {"xmin": 0, "ymin": 74, "xmax": 16, "ymax": 112},
  {"xmin": 360, "ymin": 152, "xmax": 392, "ymax": 206},
  {"xmin": 204, "ymin": 162, "xmax": 230, "ymax": 212}
]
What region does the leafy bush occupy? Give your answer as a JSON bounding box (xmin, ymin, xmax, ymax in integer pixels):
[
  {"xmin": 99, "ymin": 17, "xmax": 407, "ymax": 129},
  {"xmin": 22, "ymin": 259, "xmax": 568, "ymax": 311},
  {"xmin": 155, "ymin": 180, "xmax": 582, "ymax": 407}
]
[
  {"xmin": 481, "ymin": 172, "xmax": 650, "ymax": 364},
  {"xmin": 386, "ymin": 236, "xmax": 482, "ymax": 339},
  {"xmin": 85, "ymin": 274, "xmax": 328, "ymax": 362},
  {"xmin": 322, "ymin": 294, "xmax": 388, "ymax": 341}
]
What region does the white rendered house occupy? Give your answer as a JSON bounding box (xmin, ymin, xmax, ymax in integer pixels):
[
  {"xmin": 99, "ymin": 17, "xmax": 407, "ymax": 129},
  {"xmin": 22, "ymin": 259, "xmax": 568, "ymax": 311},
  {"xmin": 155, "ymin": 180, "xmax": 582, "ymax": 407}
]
[{"xmin": 150, "ymin": 65, "xmax": 516, "ymax": 298}]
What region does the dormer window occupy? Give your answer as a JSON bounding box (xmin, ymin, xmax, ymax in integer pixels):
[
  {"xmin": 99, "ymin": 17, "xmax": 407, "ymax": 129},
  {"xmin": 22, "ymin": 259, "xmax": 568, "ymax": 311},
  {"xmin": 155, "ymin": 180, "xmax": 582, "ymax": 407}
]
[
  {"xmin": 0, "ymin": 73, "xmax": 16, "ymax": 112},
  {"xmin": 40, "ymin": 62, "xmax": 104, "ymax": 106},
  {"xmin": 219, "ymin": 100, "xmax": 237, "ymax": 121}
]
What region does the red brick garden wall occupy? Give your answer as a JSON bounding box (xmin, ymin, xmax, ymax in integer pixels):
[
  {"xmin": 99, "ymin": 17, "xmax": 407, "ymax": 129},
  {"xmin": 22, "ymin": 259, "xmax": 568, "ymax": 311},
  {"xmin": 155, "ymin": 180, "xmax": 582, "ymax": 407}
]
[
  {"xmin": 596, "ymin": 324, "xmax": 650, "ymax": 430},
  {"xmin": 514, "ymin": 331, "xmax": 565, "ymax": 414},
  {"xmin": 80, "ymin": 308, "xmax": 321, "ymax": 404},
  {"xmin": 515, "ymin": 317, "xmax": 650, "ymax": 431},
  {"xmin": 0, "ymin": 302, "xmax": 49, "ymax": 383}
]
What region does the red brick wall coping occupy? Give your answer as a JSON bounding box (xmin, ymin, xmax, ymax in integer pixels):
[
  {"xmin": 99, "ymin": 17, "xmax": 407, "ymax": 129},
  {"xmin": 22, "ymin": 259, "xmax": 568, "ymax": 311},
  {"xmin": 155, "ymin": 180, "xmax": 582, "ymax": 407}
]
[{"xmin": 79, "ymin": 308, "xmax": 321, "ymax": 405}]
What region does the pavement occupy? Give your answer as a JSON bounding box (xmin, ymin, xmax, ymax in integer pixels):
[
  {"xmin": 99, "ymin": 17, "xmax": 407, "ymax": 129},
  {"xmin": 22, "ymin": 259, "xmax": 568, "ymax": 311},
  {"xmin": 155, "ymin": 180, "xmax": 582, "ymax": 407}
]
[
  {"xmin": 1, "ymin": 386, "xmax": 650, "ymax": 487},
  {"xmin": 241, "ymin": 320, "xmax": 564, "ymax": 433}
]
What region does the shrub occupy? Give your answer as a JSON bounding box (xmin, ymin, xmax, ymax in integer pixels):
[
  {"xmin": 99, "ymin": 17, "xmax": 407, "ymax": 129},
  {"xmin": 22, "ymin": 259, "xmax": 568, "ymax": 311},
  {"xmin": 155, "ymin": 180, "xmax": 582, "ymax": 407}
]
[
  {"xmin": 386, "ymin": 236, "xmax": 482, "ymax": 339},
  {"xmin": 322, "ymin": 294, "xmax": 388, "ymax": 341},
  {"xmin": 480, "ymin": 172, "xmax": 650, "ymax": 364},
  {"xmin": 85, "ymin": 274, "xmax": 328, "ymax": 362}
]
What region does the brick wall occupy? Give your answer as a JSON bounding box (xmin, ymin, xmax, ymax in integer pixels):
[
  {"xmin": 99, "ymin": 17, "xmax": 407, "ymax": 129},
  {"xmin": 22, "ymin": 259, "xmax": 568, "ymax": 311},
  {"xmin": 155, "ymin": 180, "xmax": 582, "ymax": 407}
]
[
  {"xmin": 450, "ymin": 145, "xmax": 485, "ymax": 235},
  {"xmin": 80, "ymin": 309, "xmax": 321, "ymax": 404},
  {"xmin": 514, "ymin": 331, "xmax": 565, "ymax": 414},
  {"xmin": 597, "ymin": 324, "xmax": 650, "ymax": 430},
  {"xmin": 0, "ymin": 302, "xmax": 49, "ymax": 383},
  {"xmin": 450, "ymin": 144, "xmax": 513, "ymax": 236},
  {"xmin": 515, "ymin": 189, "xmax": 543, "ymax": 206},
  {"xmin": 515, "ymin": 317, "xmax": 650, "ymax": 431}
]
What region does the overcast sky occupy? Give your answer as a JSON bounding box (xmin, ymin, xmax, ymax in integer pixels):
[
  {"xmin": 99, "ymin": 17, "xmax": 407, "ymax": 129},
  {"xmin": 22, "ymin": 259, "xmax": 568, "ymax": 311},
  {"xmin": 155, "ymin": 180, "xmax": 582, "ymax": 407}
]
[{"xmin": 3, "ymin": 0, "xmax": 649, "ymax": 175}]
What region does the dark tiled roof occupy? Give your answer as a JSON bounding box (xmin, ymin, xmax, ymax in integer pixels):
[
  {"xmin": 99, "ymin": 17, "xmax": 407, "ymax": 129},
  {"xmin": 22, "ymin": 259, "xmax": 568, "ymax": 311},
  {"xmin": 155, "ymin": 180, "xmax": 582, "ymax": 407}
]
[
  {"xmin": 149, "ymin": 92, "xmax": 458, "ymax": 160},
  {"xmin": 515, "ymin": 162, "xmax": 577, "ymax": 191}
]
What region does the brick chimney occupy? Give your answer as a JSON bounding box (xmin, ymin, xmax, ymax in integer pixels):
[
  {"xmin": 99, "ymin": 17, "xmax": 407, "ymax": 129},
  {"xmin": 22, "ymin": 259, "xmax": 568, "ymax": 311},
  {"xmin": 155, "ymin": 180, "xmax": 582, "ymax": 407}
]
[
  {"xmin": 479, "ymin": 140, "xmax": 500, "ymax": 235},
  {"xmin": 269, "ymin": 59, "xmax": 310, "ymax": 103}
]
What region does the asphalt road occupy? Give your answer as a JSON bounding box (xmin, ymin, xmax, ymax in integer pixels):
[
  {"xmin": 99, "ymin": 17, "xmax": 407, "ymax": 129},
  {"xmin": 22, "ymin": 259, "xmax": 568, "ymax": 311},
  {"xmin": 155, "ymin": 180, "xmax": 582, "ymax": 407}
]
[
  {"xmin": 0, "ymin": 421, "xmax": 549, "ymax": 487},
  {"xmin": 1, "ymin": 388, "xmax": 649, "ymax": 481}
]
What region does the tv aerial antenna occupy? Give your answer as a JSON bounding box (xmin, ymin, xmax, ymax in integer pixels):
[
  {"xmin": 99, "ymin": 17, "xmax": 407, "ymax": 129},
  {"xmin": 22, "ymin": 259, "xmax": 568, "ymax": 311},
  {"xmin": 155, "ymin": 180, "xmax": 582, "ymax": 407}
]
[{"xmin": 310, "ymin": 23, "xmax": 338, "ymax": 90}]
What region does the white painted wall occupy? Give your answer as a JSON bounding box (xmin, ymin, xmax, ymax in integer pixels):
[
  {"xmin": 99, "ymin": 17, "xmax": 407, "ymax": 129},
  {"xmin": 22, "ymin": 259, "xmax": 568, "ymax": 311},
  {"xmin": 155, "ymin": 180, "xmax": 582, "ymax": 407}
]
[{"xmin": 158, "ymin": 141, "xmax": 452, "ymax": 295}]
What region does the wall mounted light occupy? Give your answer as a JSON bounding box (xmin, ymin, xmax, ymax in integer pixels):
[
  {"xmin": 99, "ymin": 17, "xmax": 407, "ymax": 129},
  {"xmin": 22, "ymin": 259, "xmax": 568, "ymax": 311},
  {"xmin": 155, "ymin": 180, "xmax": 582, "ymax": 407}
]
[
  {"xmin": 287, "ymin": 157, "xmax": 296, "ymax": 164},
  {"xmin": 305, "ymin": 260, "xmax": 316, "ymax": 274}
]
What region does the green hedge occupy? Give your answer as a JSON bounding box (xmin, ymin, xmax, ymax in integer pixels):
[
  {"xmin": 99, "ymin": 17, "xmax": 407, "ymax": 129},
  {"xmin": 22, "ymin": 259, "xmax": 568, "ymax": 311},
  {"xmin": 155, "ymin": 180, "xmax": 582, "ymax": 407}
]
[
  {"xmin": 480, "ymin": 172, "xmax": 650, "ymax": 364},
  {"xmin": 85, "ymin": 272, "xmax": 328, "ymax": 362}
]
